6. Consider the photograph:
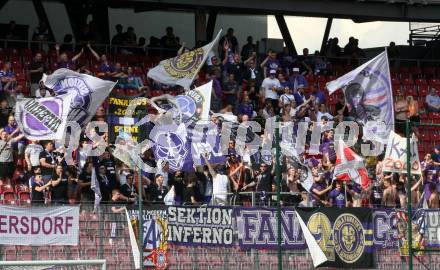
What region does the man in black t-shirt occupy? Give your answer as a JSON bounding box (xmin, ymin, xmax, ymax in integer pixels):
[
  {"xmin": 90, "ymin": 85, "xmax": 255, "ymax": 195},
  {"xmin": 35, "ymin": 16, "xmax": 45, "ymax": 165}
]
[
  {"xmin": 50, "ymin": 165, "xmax": 68, "ymax": 204},
  {"xmin": 120, "ymin": 173, "xmax": 137, "ymax": 203},
  {"xmin": 98, "ymin": 150, "xmax": 118, "ymax": 191},
  {"xmin": 145, "ymin": 174, "xmax": 168, "ymax": 204},
  {"xmin": 32, "ymin": 174, "xmax": 51, "ymax": 205},
  {"xmin": 39, "ymin": 141, "xmax": 56, "ymax": 183},
  {"xmin": 78, "ymin": 162, "xmax": 94, "ymax": 203},
  {"xmin": 28, "ymin": 52, "xmax": 47, "ymax": 97},
  {"xmin": 97, "ymin": 165, "xmax": 112, "ymax": 203}
]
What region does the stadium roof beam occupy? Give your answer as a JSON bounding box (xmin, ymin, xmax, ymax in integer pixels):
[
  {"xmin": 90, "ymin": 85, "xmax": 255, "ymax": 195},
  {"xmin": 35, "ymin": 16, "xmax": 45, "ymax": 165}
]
[
  {"xmin": 275, "ymin": 15, "xmax": 297, "ymax": 56},
  {"xmin": 0, "ymin": 0, "xmax": 9, "ymax": 11},
  {"xmin": 91, "ymin": 3, "xmax": 110, "ymax": 44},
  {"xmin": 195, "ymin": 9, "xmax": 207, "ymax": 44},
  {"xmin": 64, "ymin": 2, "xmax": 89, "ymax": 42},
  {"xmin": 32, "ymin": 0, "xmax": 55, "ymax": 42},
  {"xmin": 119, "ymin": 0, "xmax": 440, "ymax": 22},
  {"xmin": 320, "ymin": 18, "xmax": 333, "ymax": 55},
  {"xmin": 206, "ymin": 10, "xmax": 218, "ymax": 42}
]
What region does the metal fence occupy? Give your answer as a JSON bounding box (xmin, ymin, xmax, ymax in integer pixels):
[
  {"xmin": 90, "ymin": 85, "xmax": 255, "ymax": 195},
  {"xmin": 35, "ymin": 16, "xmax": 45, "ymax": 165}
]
[{"xmin": 3, "ymin": 204, "xmax": 440, "ymax": 270}]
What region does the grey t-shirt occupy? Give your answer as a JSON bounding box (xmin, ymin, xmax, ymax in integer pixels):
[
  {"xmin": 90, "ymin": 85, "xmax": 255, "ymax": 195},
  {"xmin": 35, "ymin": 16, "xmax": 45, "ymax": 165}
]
[
  {"xmin": 0, "ymin": 140, "xmax": 13, "ymax": 162},
  {"xmin": 25, "ymin": 144, "xmax": 44, "ymax": 166}
]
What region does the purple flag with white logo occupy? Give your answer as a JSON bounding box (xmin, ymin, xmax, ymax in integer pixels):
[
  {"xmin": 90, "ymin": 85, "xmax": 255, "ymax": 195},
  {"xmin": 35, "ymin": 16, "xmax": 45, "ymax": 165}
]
[
  {"xmin": 42, "ymin": 68, "xmax": 116, "ymax": 128},
  {"xmin": 149, "ymin": 123, "xmax": 225, "ymax": 172},
  {"xmin": 15, "ymin": 92, "xmax": 74, "ymax": 140}
]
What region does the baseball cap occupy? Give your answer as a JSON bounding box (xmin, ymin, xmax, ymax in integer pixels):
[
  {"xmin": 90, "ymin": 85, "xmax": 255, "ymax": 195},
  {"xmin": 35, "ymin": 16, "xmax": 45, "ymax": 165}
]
[
  {"xmin": 298, "ymin": 84, "xmax": 305, "ymax": 88},
  {"xmin": 292, "ymin": 67, "xmax": 300, "ymax": 72},
  {"xmin": 269, "ymin": 69, "xmax": 276, "ymax": 75}
]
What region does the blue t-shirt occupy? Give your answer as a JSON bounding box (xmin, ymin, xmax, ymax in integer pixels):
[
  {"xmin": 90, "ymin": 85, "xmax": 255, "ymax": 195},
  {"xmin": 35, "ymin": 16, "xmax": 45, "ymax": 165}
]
[
  {"xmin": 329, "ymin": 188, "xmax": 345, "ymax": 207},
  {"xmin": 266, "ymin": 59, "xmax": 280, "ymax": 75},
  {"xmin": 99, "ymin": 62, "xmax": 115, "ymax": 73},
  {"xmin": 313, "ymin": 90, "xmax": 326, "ymax": 105}
]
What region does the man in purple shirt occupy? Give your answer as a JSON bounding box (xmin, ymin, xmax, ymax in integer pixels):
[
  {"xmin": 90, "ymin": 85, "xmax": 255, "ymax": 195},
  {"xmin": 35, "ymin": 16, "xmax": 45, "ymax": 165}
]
[
  {"xmin": 329, "ymin": 181, "xmax": 346, "ymax": 207},
  {"xmin": 261, "ymin": 50, "xmax": 281, "ymax": 77},
  {"xmin": 4, "ymin": 115, "xmax": 25, "ymax": 155},
  {"xmin": 210, "ymin": 72, "xmax": 222, "ymax": 112},
  {"xmin": 55, "ymin": 44, "xmax": 83, "ymax": 70},
  {"xmin": 311, "ymin": 84, "xmax": 326, "ymax": 105}
]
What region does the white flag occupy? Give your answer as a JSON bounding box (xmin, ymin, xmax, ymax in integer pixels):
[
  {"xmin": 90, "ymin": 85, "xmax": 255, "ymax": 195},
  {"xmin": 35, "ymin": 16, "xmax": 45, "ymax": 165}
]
[
  {"xmin": 383, "ymin": 131, "xmax": 422, "ymax": 175},
  {"xmin": 327, "ymin": 51, "xmax": 394, "ymax": 143},
  {"xmin": 148, "ymin": 30, "xmax": 222, "ymax": 89},
  {"xmin": 295, "ymin": 212, "xmax": 328, "ymax": 267},
  {"xmin": 42, "ymin": 68, "xmax": 116, "ymax": 128},
  {"xmin": 15, "ymin": 92, "xmax": 74, "ymax": 140},
  {"xmin": 90, "ymin": 167, "xmax": 101, "ymax": 211}
]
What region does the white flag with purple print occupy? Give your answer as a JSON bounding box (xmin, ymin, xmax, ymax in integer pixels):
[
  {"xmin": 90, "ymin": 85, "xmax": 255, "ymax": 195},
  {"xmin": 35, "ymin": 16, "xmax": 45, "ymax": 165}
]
[
  {"xmin": 147, "ymin": 30, "xmax": 222, "ymax": 90},
  {"xmin": 42, "ymin": 68, "xmax": 116, "ymax": 128},
  {"xmin": 15, "ymin": 92, "xmax": 74, "ymax": 140},
  {"xmin": 326, "ymin": 51, "xmax": 394, "ymax": 143}
]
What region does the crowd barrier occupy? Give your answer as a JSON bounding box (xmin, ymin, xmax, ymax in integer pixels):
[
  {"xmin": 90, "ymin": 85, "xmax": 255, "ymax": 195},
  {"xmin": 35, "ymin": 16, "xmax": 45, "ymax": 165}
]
[{"xmin": 1, "ymin": 204, "xmax": 440, "ymax": 269}]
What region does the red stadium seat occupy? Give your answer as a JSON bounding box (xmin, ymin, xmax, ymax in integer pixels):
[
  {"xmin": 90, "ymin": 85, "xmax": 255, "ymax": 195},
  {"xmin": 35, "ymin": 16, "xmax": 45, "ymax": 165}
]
[
  {"xmin": 2, "ymin": 185, "xmax": 15, "ymax": 205},
  {"xmin": 51, "ymin": 246, "xmax": 67, "ymax": 260},
  {"xmin": 423, "ymin": 66, "xmax": 436, "ymax": 78},
  {"xmin": 126, "ymin": 88, "xmax": 140, "ymax": 96},
  {"xmin": 16, "ymin": 185, "xmax": 31, "ymax": 205},
  {"xmin": 419, "ymin": 84, "xmax": 429, "ymax": 96},
  {"xmin": 112, "ymin": 88, "xmax": 125, "ymax": 96},
  {"xmin": 19, "ymin": 246, "xmax": 33, "ymax": 260},
  {"xmin": 410, "ymin": 66, "xmax": 422, "ymax": 77},
  {"xmin": 37, "ymin": 247, "xmax": 50, "ymax": 260},
  {"xmin": 401, "ymin": 77, "xmax": 413, "ymax": 86},
  {"xmin": 4, "ymin": 246, "xmax": 17, "ymax": 260}
]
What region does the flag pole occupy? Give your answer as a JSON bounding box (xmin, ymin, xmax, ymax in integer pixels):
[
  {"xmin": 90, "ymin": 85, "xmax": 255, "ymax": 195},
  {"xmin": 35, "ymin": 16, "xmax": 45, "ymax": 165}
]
[
  {"xmin": 406, "ymin": 120, "xmax": 413, "ymax": 270},
  {"xmin": 137, "ymin": 110, "xmax": 144, "ymax": 270},
  {"xmin": 344, "ymin": 182, "xmax": 348, "ymax": 207},
  {"xmin": 275, "ymin": 115, "xmax": 282, "ymax": 270}
]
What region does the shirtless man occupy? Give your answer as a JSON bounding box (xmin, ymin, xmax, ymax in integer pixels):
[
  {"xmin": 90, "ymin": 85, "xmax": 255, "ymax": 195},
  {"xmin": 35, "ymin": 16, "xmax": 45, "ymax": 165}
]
[
  {"xmin": 382, "ymin": 177, "xmax": 397, "ymax": 208},
  {"xmin": 428, "ymin": 182, "xmax": 439, "ymax": 209}
]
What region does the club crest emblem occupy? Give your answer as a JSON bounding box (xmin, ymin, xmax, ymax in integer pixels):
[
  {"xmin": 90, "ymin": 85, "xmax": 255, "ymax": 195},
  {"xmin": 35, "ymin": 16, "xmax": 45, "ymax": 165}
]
[
  {"xmin": 52, "ymin": 76, "xmax": 92, "ymax": 124},
  {"xmin": 150, "ymin": 125, "xmax": 188, "ymax": 171},
  {"xmin": 164, "ymin": 48, "xmax": 204, "ymax": 79},
  {"xmin": 333, "ymin": 214, "xmax": 365, "ymax": 263}
]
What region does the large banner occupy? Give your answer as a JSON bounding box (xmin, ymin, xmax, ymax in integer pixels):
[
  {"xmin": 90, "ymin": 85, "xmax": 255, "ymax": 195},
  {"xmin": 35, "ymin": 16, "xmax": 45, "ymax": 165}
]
[
  {"xmin": 107, "ymin": 94, "xmax": 146, "ymax": 142},
  {"xmin": 128, "ymin": 206, "xmax": 169, "ymax": 269},
  {"xmin": 296, "ymin": 207, "xmax": 374, "ymax": 268},
  {"xmin": 42, "ymin": 68, "xmax": 116, "ymax": 128},
  {"xmin": 0, "ymin": 206, "xmax": 79, "ymax": 246},
  {"xmin": 15, "ymin": 93, "xmax": 74, "ymax": 140},
  {"xmin": 383, "ymin": 131, "xmax": 422, "ymax": 175},
  {"xmin": 234, "ymin": 207, "xmax": 305, "ymax": 249},
  {"xmin": 167, "ymin": 206, "xmax": 233, "ymax": 246}
]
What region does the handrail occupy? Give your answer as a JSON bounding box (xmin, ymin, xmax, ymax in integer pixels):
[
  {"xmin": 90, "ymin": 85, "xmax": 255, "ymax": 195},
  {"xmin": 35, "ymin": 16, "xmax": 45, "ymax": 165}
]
[{"xmin": 1, "ymin": 38, "xmax": 440, "ymax": 64}]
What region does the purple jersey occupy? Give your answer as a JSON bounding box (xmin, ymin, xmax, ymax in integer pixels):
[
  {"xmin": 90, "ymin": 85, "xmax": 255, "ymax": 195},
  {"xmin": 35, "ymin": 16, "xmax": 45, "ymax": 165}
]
[{"xmin": 329, "ymin": 188, "xmax": 346, "ymax": 207}]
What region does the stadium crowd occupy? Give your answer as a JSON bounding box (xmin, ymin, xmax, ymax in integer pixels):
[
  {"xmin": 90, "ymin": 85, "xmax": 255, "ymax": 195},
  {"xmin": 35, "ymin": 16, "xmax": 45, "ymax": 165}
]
[{"xmin": 0, "ymin": 23, "xmax": 439, "ymax": 209}]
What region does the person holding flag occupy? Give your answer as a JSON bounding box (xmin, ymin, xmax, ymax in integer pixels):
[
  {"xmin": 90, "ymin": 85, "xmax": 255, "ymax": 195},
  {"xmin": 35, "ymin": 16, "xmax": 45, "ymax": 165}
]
[{"xmin": 148, "ymin": 30, "xmax": 223, "ymax": 90}]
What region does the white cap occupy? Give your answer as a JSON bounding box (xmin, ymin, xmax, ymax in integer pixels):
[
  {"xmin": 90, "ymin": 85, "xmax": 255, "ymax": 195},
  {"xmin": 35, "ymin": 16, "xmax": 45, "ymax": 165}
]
[
  {"xmin": 269, "ymin": 69, "xmax": 276, "ymax": 74},
  {"xmin": 292, "ymin": 67, "xmax": 300, "ymax": 72}
]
